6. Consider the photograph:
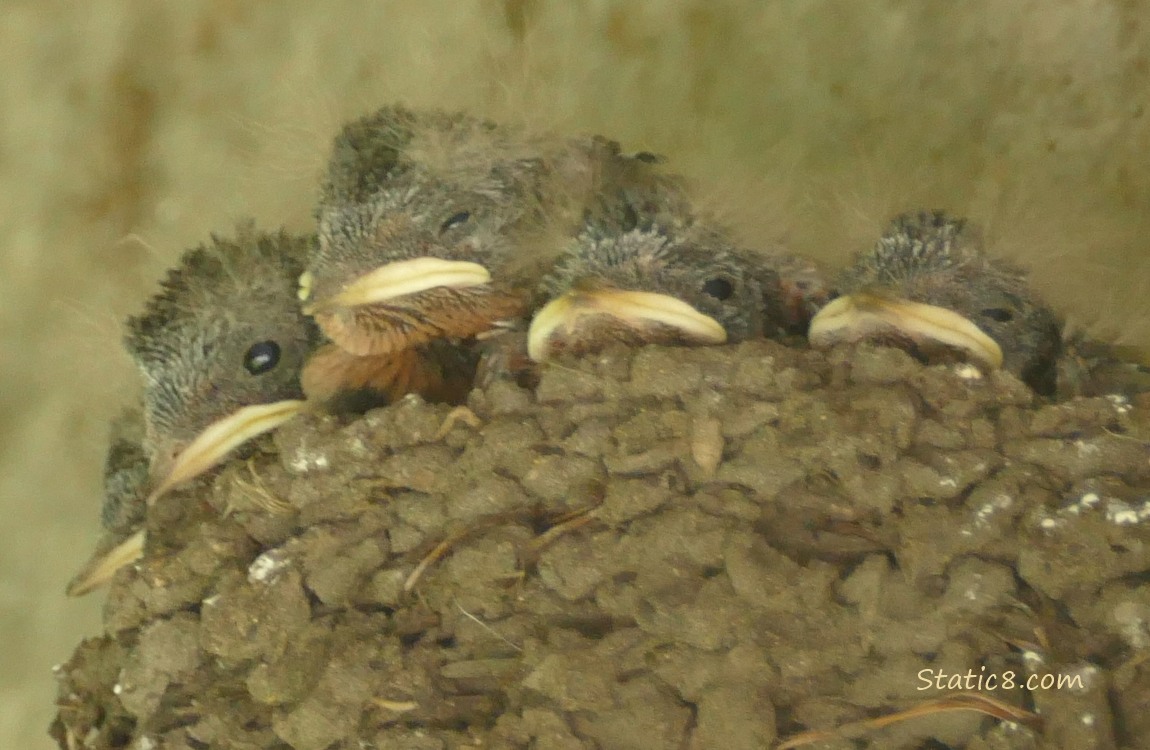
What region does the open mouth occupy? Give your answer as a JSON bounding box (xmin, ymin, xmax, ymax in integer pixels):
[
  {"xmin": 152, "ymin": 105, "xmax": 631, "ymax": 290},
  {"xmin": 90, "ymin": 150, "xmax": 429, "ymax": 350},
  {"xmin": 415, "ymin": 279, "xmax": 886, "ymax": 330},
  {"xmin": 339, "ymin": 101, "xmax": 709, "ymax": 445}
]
[
  {"xmin": 527, "ymin": 288, "xmax": 728, "ymax": 362},
  {"xmin": 65, "ymin": 399, "xmax": 307, "ymax": 597},
  {"xmin": 808, "ymin": 292, "xmax": 1004, "ymax": 370},
  {"xmin": 302, "ymin": 258, "xmax": 491, "ymax": 314}
]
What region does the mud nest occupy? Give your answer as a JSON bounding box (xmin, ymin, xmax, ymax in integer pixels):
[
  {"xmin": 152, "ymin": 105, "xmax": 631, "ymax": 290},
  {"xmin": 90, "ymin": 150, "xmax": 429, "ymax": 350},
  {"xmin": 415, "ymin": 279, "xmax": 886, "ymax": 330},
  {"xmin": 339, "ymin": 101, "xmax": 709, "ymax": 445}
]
[{"xmin": 53, "ymin": 340, "xmax": 1150, "ymax": 749}]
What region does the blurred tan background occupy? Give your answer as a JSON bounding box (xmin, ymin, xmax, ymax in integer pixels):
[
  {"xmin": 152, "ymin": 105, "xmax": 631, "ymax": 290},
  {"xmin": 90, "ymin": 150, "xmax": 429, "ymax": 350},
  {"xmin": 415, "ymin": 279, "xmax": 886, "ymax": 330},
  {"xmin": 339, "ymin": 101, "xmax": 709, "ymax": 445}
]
[{"xmin": 2, "ymin": 1, "xmax": 1148, "ymax": 746}]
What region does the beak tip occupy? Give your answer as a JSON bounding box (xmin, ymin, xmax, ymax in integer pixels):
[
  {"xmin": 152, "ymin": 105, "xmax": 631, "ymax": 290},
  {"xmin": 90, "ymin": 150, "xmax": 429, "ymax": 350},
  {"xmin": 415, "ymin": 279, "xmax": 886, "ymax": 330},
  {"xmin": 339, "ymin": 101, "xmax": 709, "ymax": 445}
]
[
  {"xmin": 65, "ymin": 530, "xmax": 147, "ymax": 597},
  {"xmin": 525, "ymin": 335, "xmax": 549, "ymax": 363},
  {"xmin": 298, "ymin": 271, "xmax": 314, "ymax": 302}
]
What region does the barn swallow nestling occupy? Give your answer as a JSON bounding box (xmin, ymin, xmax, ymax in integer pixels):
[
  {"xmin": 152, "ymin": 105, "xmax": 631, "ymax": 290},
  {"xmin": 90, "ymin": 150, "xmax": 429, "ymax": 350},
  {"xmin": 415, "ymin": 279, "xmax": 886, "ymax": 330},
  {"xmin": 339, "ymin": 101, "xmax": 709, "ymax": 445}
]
[
  {"xmin": 66, "ymin": 225, "xmax": 318, "ymax": 596},
  {"xmin": 67, "ymin": 224, "xmax": 480, "ymax": 596},
  {"xmin": 526, "ymin": 223, "xmax": 789, "ymax": 362},
  {"xmin": 96, "ymin": 408, "xmax": 150, "ymax": 535},
  {"xmin": 64, "ymin": 403, "xmax": 225, "ymax": 598},
  {"xmin": 300, "ymin": 104, "xmax": 689, "ymax": 358},
  {"xmin": 124, "ymin": 223, "xmax": 479, "ymax": 487},
  {"xmin": 808, "ymin": 210, "xmax": 1064, "ymax": 395},
  {"xmin": 64, "ymin": 410, "xmax": 153, "ymax": 598},
  {"xmin": 126, "ymin": 224, "xmax": 322, "ymax": 492}
]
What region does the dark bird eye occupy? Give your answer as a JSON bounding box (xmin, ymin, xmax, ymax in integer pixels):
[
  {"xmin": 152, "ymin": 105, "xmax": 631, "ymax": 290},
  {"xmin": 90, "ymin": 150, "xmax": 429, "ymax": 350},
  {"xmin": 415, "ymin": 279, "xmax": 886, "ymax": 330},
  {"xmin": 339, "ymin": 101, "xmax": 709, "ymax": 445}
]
[
  {"xmin": 702, "ymin": 277, "xmax": 734, "ymax": 300},
  {"xmin": 440, "ymin": 211, "xmax": 471, "ymax": 232},
  {"xmin": 243, "ymin": 340, "xmax": 281, "ymax": 375},
  {"xmin": 981, "ymin": 308, "xmax": 1015, "ymax": 323}
]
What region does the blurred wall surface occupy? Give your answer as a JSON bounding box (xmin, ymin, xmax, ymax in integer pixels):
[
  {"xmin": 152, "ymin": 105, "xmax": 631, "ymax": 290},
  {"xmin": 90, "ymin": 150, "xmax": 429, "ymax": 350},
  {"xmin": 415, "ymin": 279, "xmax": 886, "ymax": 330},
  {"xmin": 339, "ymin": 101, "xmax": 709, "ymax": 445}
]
[{"xmin": 2, "ymin": 1, "xmax": 1148, "ymax": 746}]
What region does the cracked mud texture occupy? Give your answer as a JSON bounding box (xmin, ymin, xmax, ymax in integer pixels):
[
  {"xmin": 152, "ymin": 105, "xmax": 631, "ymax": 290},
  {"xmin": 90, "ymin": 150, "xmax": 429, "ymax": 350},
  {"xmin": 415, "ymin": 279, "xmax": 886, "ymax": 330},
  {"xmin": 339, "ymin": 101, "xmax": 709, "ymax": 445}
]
[{"xmin": 52, "ymin": 341, "xmax": 1150, "ymax": 749}]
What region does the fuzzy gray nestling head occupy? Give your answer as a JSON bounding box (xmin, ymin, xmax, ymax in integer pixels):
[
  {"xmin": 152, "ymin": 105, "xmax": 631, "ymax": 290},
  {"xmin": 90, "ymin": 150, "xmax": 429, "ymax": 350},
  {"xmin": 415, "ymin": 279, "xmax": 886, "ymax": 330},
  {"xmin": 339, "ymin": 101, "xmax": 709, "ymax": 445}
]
[
  {"xmin": 810, "ymin": 210, "xmax": 1063, "ymax": 395},
  {"xmin": 125, "ymin": 223, "xmax": 322, "ymax": 474},
  {"xmin": 302, "ymin": 104, "xmax": 689, "ymax": 357},
  {"xmin": 527, "ymin": 222, "xmax": 785, "ymax": 362}
]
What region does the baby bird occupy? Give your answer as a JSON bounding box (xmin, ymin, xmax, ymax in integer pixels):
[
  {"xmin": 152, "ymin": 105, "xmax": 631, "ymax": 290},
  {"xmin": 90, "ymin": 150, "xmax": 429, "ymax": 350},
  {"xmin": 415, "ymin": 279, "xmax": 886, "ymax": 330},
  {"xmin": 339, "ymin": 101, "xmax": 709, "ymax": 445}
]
[
  {"xmin": 527, "ymin": 222, "xmax": 789, "ymax": 362},
  {"xmin": 66, "ymin": 410, "xmax": 152, "ymax": 597},
  {"xmin": 129, "ymin": 224, "xmax": 321, "ymax": 493},
  {"xmin": 126, "ymin": 222, "xmax": 476, "ymax": 491},
  {"xmin": 809, "ymin": 210, "xmax": 1063, "ymax": 395},
  {"xmin": 96, "ymin": 408, "xmax": 151, "ymax": 534},
  {"xmin": 66, "ymin": 225, "xmax": 318, "ymax": 595},
  {"xmin": 300, "ymin": 104, "xmax": 689, "ymax": 358},
  {"xmin": 68, "ymin": 223, "xmax": 479, "ymax": 595}
]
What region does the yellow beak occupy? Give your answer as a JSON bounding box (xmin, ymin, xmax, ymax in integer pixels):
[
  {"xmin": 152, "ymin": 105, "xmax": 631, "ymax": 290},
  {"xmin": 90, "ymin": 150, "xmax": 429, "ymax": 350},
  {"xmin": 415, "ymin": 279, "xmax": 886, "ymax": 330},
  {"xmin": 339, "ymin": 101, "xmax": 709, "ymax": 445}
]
[
  {"xmin": 146, "ymin": 399, "xmax": 307, "ymax": 505},
  {"xmin": 809, "ymin": 292, "xmax": 1004, "ymax": 369},
  {"xmin": 66, "ymin": 398, "xmax": 307, "ymax": 597},
  {"xmin": 527, "ymin": 288, "xmax": 727, "ymax": 362},
  {"xmin": 302, "ymin": 258, "xmax": 491, "ymax": 314}
]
